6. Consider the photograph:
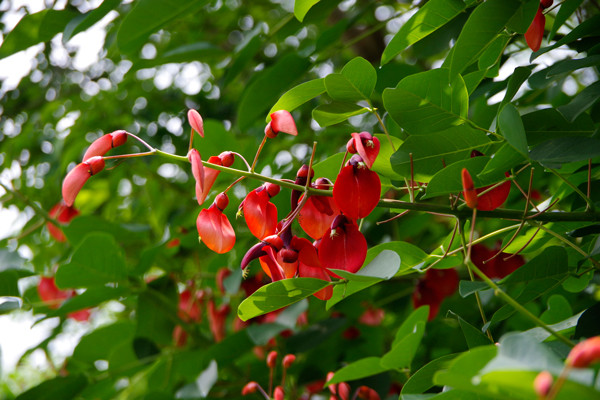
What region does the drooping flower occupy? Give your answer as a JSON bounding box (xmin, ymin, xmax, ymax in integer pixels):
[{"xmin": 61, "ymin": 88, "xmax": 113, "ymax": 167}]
[
  {"xmin": 525, "ymin": 6, "xmax": 545, "ymax": 52},
  {"xmin": 197, "ymin": 151, "xmax": 235, "ymax": 205},
  {"xmin": 240, "ymin": 182, "xmax": 280, "ymax": 239},
  {"xmin": 333, "ymin": 155, "xmax": 381, "ymax": 220},
  {"xmin": 62, "ymin": 156, "xmax": 106, "ymax": 207},
  {"xmin": 265, "ymin": 110, "xmax": 298, "ymax": 138},
  {"xmin": 188, "ymin": 148, "xmax": 205, "ymax": 205},
  {"xmin": 298, "ymin": 177, "xmax": 340, "ymax": 240},
  {"xmin": 82, "ymin": 130, "xmax": 127, "ymax": 161},
  {"xmin": 188, "ymin": 109, "xmax": 204, "ymax": 138},
  {"xmin": 47, "ymin": 201, "xmax": 79, "ymax": 242},
  {"xmin": 318, "ymin": 215, "xmax": 367, "ymax": 274},
  {"xmin": 295, "ymin": 236, "xmax": 333, "ymax": 300},
  {"xmin": 197, "ymin": 193, "xmax": 236, "ymax": 254},
  {"xmin": 346, "ymin": 132, "xmax": 380, "ymax": 169}
]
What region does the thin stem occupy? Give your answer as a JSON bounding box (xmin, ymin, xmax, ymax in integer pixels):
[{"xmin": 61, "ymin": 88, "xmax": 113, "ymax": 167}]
[
  {"xmin": 376, "ymin": 210, "xmax": 410, "ymax": 225},
  {"xmin": 409, "ymin": 153, "xmax": 415, "ymax": 203},
  {"xmin": 469, "ymin": 261, "xmax": 575, "ymax": 347},
  {"xmin": 533, "ymin": 223, "xmax": 600, "ymax": 269},
  {"xmin": 251, "ymin": 135, "xmax": 268, "ymax": 173},
  {"xmin": 546, "ymin": 365, "xmax": 571, "ymax": 400},
  {"xmin": 587, "ymin": 159, "xmax": 592, "ymax": 212},
  {"xmin": 231, "ymin": 152, "xmax": 252, "ymax": 172},
  {"xmin": 103, "ymin": 151, "xmax": 156, "ymax": 160},
  {"xmin": 549, "ymin": 168, "xmax": 595, "ymax": 211},
  {"xmin": 223, "ymin": 176, "xmax": 246, "ymax": 195},
  {"xmin": 125, "ymin": 132, "xmax": 155, "ymax": 152},
  {"xmin": 370, "ymin": 108, "xmax": 395, "ymax": 151}
]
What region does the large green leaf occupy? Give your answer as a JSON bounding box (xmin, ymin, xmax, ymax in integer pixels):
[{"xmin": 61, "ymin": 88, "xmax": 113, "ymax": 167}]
[
  {"xmin": 479, "ymin": 143, "xmax": 525, "ymax": 181},
  {"xmin": 448, "ymin": 0, "xmax": 520, "ymax": 76},
  {"xmin": 371, "ymin": 134, "xmax": 404, "ymax": 180},
  {"xmin": 506, "ymin": 0, "xmax": 539, "ymax": 34},
  {"xmin": 55, "ymin": 233, "xmax": 127, "ymax": 289},
  {"xmin": 117, "ymin": 0, "xmax": 207, "ymax": 53},
  {"xmin": 238, "ymin": 278, "xmax": 331, "ymax": 321},
  {"xmin": 522, "ymin": 108, "xmax": 596, "ymax": 146},
  {"xmin": 72, "ymin": 321, "xmax": 136, "ymax": 364},
  {"xmin": 238, "ymin": 54, "xmax": 310, "ymax": 130},
  {"xmin": 498, "ymin": 103, "xmax": 529, "ymax": 156},
  {"xmin": 62, "ymin": 0, "xmax": 120, "ymax": 43},
  {"xmin": 529, "ymin": 137, "xmax": 600, "ymax": 167},
  {"xmin": 383, "ymin": 68, "xmax": 469, "ymax": 135},
  {"xmin": 557, "ymin": 80, "xmax": 600, "ymax": 122},
  {"xmin": 15, "ymin": 375, "xmax": 87, "ymax": 400},
  {"xmin": 381, "ymin": 306, "xmax": 428, "ymax": 370},
  {"xmin": 267, "ymin": 78, "xmax": 326, "ymax": 119},
  {"xmin": 402, "ymin": 354, "xmax": 458, "ymax": 395},
  {"xmin": 324, "ymin": 57, "xmax": 377, "ymax": 102},
  {"xmin": 390, "ymin": 125, "xmax": 491, "ymax": 181},
  {"xmin": 425, "ymin": 156, "xmax": 489, "ymax": 199},
  {"xmin": 136, "ymin": 277, "xmax": 178, "ymax": 346},
  {"xmin": 499, "ymin": 66, "xmax": 532, "ymax": 109},
  {"xmin": 549, "ymin": 0, "xmax": 584, "ymax": 40},
  {"xmin": 294, "ymin": 0, "xmax": 321, "ymax": 22},
  {"xmin": 434, "ymin": 346, "xmax": 498, "ymax": 394},
  {"xmin": 312, "ymin": 102, "xmax": 368, "ymax": 127},
  {"xmin": 381, "ymin": 0, "xmax": 466, "ymax": 65},
  {"xmin": 0, "ymin": 269, "xmax": 33, "ymax": 296}
]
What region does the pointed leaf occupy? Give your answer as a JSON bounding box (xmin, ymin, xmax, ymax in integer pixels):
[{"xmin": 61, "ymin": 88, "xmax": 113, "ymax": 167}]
[
  {"xmin": 267, "ymin": 78, "xmax": 326, "ymax": 119},
  {"xmin": 498, "ymin": 103, "xmax": 529, "ymax": 156},
  {"xmin": 312, "ymin": 102, "xmax": 368, "ymax": 127},
  {"xmin": 294, "ymin": 0, "xmax": 321, "ymax": 22},
  {"xmin": 327, "ymin": 357, "xmax": 389, "ymax": 385}
]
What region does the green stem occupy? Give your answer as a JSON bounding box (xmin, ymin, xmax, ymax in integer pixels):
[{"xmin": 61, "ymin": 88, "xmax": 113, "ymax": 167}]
[
  {"xmin": 468, "ymin": 261, "xmax": 575, "ymax": 347},
  {"xmin": 549, "ymin": 168, "xmax": 595, "ymax": 211},
  {"xmin": 533, "ymin": 223, "xmax": 600, "ymax": 269},
  {"xmin": 369, "ymin": 107, "xmax": 396, "ymax": 152}
]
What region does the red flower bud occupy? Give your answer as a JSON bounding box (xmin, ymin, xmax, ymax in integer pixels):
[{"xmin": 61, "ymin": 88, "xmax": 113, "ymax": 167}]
[
  {"xmin": 282, "ymin": 354, "xmax": 296, "ymax": 369},
  {"xmin": 62, "ymin": 156, "xmax": 105, "ymax": 207},
  {"xmin": 242, "ymin": 381, "xmax": 259, "ymax": 395},
  {"xmin": 188, "ymin": 109, "xmax": 204, "ymax": 138},
  {"xmin": 534, "ymin": 371, "xmax": 553, "ymax": 397},
  {"xmin": 188, "ymin": 149, "xmax": 206, "ymax": 205},
  {"xmin": 525, "ymin": 7, "xmax": 545, "ymax": 52},
  {"xmin": 461, "ymin": 168, "xmax": 478, "ymax": 209},
  {"xmin": 82, "ymin": 130, "xmax": 127, "ymax": 161},
  {"xmin": 566, "ymin": 336, "xmax": 600, "ymax": 368},
  {"xmin": 265, "ymin": 110, "xmax": 298, "ymax": 138},
  {"xmin": 267, "ymin": 350, "xmax": 278, "ymax": 368},
  {"xmin": 274, "ymin": 386, "xmax": 285, "ymax": 400},
  {"xmin": 540, "ymin": 0, "xmax": 553, "ymax": 9}
]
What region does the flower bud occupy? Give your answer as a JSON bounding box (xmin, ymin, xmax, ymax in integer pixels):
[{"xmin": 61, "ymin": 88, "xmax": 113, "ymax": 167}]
[
  {"xmin": 338, "ymin": 383, "xmax": 351, "ymax": 400},
  {"xmin": 241, "ymin": 381, "xmax": 259, "ymax": 395},
  {"xmin": 215, "ymin": 193, "xmax": 229, "ymax": 211},
  {"xmin": 274, "ymin": 386, "xmax": 285, "ymax": 400},
  {"xmin": 282, "ymin": 354, "xmax": 296, "ymax": 369},
  {"xmin": 534, "ymin": 371, "xmax": 553, "ymax": 397},
  {"xmin": 461, "ymin": 168, "xmax": 478, "ymax": 209},
  {"xmin": 219, "ymin": 151, "xmax": 235, "ymax": 167},
  {"xmin": 267, "ymin": 350, "xmax": 278, "ymax": 368},
  {"xmin": 566, "ymin": 336, "xmax": 600, "ymax": 368},
  {"xmin": 62, "ymin": 156, "xmax": 106, "ymax": 207},
  {"xmin": 188, "ymin": 109, "xmax": 204, "ymax": 138}
]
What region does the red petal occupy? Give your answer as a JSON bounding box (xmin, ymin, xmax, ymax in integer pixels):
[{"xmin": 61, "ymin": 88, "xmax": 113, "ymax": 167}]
[
  {"xmin": 47, "ymin": 201, "xmax": 79, "ymax": 242},
  {"xmin": 525, "ymin": 7, "xmax": 545, "ymax": 52},
  {"xmin": 476, "ymin": 179, "xmax": 511, "ymax": 211},
  {"xmin": 197, "ymin": 156, "xmax": 222, "ymax": 205},
  {"xmin": 423, "ymin": 268, "xmax": 458, "ymax": 298},
  {"xmin": 188, "ymin": 109, "xmax": 204, "ymax": 138},
  {"xmin": 38, "ymin": 277, "xmax": 70, "ymax": 309},
  {"xmin": 298, "ymin": 195, "xmax": 340, "ymax": 240},
  {"xmin": 333, "ymin": 163, "xmax": 381, "ymax": 219},
  {"xmin": 82, "ymin": 134, "xmax": 112, "ymax": 162},
  {"xmin": 197, "ymin": 205, "xmax": 235, "ymax": 254},
  {"xmin": 243, "ymin": 188, "xmax": 278, "ymax": 239},
  {"xmin": 412, "ymin": 280, "xmax": 442, "ymax": 321},
  {"xmin": 188, "ymin": 149, "xmax": 205, "ymax": 205},
  {"xmin": 270, "ymin": 110, "xmax": 297, "ymax": 136},
  {"xmin": 259, "ymin": 246, "xmax": 287, "ymax": 281},
  {"xmin": 461, "ymin": 168, "xmax": 478, "ymax": 209},
  {"xmin": 470, "ymin": 243, "xmax": 497, "ymax": 278},
  {"xmin": 352, "ymin": 132, "xmax": 380, "ymax": 169},
  {"xmin": 318, "ymin": 218, "xmax": 367, "ymax": 274},
  {"xmin": 62, "ymin": 163, "xmax": 92, "ymax": 207}
]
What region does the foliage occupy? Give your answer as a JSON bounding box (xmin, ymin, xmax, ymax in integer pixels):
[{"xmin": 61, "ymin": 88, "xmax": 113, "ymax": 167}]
[{"xmin": 1, "ymin": 0, "xmax": 600, "ymax": 399}]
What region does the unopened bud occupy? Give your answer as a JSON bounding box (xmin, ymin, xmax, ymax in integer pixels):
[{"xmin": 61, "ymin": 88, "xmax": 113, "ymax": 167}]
[
  {"xmin": 338, "ymin": 383, "xmax": 350, "ymax": 400},
  {"xmin": 219, "ymin": 151, "xmax": 235, "ymax": 167},
  {"xmin": 274, "ymin": 386, "xmax": 285, "ymax": 400},
  {"xmin": 265, "ymin": 182, "xmax": 280, "ymax": 198},
  {"xmin": 566, "ymin": 336, "xmax": 600, "ymax": 368},
  {"xmin": 188, "ymin": 109, "xmax": 204, "ymax": 138},
  {"xmin": 534, "ymin": 371, "xmax": 553, "ymax": 397},
  {"xmin": 267, "ymin": 350, "xmax": 278, "ymax": 368},
  {"xmin": 215, "ymin": 193, "xmax": 229, "ymax": 211},
  {"xmin": 242, "ymin": 381, "xmax": 259, "ymax": 395},
  {"xmin": 282, "ymin": 354, "xmax": 296, "ymax": 369}
]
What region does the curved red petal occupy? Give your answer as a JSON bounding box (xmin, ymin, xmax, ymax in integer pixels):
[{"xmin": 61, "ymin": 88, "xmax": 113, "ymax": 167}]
[
  {"xmin": 188, "ymin": 149, "xmax": 205, "ymax": 204},
  {"xmin": 82, "ymin": 134, "xmax": 113, "ymax": 162},
  {"xmin": 62, "ymin": 163, "xmax": 92, "ymax": 207},
  {"xmin": 476, "ymin": 180, "xmax": 511, "ymax": 211},
  {"xmin": 243, "ymin": 189, "xmax": 277, "ymax": 239},
  {"xmin": 525, "ymin": 7, "xmax": 545, "ymax": 52},
  {"xmin": 270, "ymin": 110, "xmax": 297, "ymax": 136},
  {"xmin": 260, "ymin": 246, "xmax": 286, "ymax": 281},
  {"xmin": 197, "ymin": 156, "xmax": 222, "ymax": 205},
  {"xmin": 197, "ymin": 206, "xmax": 235, "ymax": 254},
  {"xmin": 352, "ymin": 132, "xmax": 380, "ymax": 170},
  {"xmin": 318, "ymin": 220, "xmax": 367, "ymax": 273},
  {"xmin": 333, "ymin": 164, "xmax": 380, "ymax": 219},
  {"xmin": 298, "ymin": 195, "xmax": 340, "ymax": 240},
  {"xmin": 188, "ymin": 109, "xmax": 204, "ymax": 138},
  {"xmin": 461, "ymin": 168, "xmax": 478, "ymax": 209},
  {"xmin": 47, "ymin": 202, "xmax": 79, "ymax": 242},
  {"xmin": 38, "ymin": 276, "xmax": 70, "ymax": 309}
]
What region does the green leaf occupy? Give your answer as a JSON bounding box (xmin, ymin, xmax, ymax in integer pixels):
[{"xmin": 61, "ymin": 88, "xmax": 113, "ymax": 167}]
[
  {"xmin": 0, "ymin": 269, "xmax": 33, "ymax": 296},
  {"xmin": 365, "ymin": 242, "xmax": 428, "ymax": 272},
  {"xmin": 312, "ymin": 152, "xmax": 345, "ymax": 182},
  {"xmin": 478, "ymin": 34, "xmax": 511, "ymax": 71},
  {"xmin": 549, "ymin": 0, "xmax": 584, "ymax": 40},
  {"xmin": 0, "ymin": 9, "xmax": 77, "ymax": 60},
  {"xmin": 380, "ymin": 307, "xmax": 428, "ymax": 370},
  {"xmin": 498, "ymin": 104, "xmax": 529, "ymax": 156},
  {"xmin": 371, "ymin": 134, "xmax": 404, "ymax": 180},
  {"xmin": 545, "ymin": 55, "xmax": 600, "ymax": 78},
  {"xmin": 434, "ymin": 345, "xmax": 497, "ymax": 393},
  {"xmin": 390, "ymin": 125, "xmax": 491, "ymax": 181},
  {"xmin": 15, "ymin": 375, "xmax": 87, "ymax": 400},
  {"xmin": 523, "ymin": 311, "xmax": 582, "ymax": 342},
  {"xmin": 458, "ymin": 315, "xmax": 492, "ymax": 348},
  {"xmin": 402, "ymin": 354, "xmax": 458, "ymax": 394},
  {"xmin": 458, "ymin": 280, "xmax": 489, "ymax": 298},
  {"xmin": 331, "ymin": 250, "xmax": 400, "ymax": 282},
  {"xmin": 506, "ymin": 0, "xmax": 539, "ymax": 34},
  {"xmin": 136, "ymin": 278, "xmax": 178, "ymax": 346},
  {"xmin": 529, "ymin": 137, "xmax": 600, "ymax": 167},
  {"xmin": 117, "ymin": 0, "xmax": 207, "ymax": 54},
  {"xmin": 381, "ymin": 0, "xmax": 466, "ymax": 65},
  {"xmin": 56, "ymin": 233, "xmax": 127, "ymax": 289},
  {"xmin": 557, "ymin": 80, "xmax": 600, "ymax": 122},
  {"xmin": 425, "ymin": 156, "xmax": 489, "ymax": 199},
  {"xmin": 72, "ymin": 321, "xmax": 135, "ymax": 363},
  {"xmin": 223, "ymin": 31, "xmax": 262, "ymax": 86},
  {"xmin": 448, "ymin": 0, "xmax": 520, "ymax": 76},
  {"xmin": 238, "ymin": 54, "xmax": 310, "ymax": 130},
  {"xmin": 383, "ymin": 68, "xmax": 468, "ymax": 135},
  {"xmin": 267, "ymin": 78, "xmax": 326, "ymax": 119},
  {"xmin": 522, "ymin": 108, "xmax": 596, "ymax": 146},
  {"xmin": 63, "ymin": 216, "xmax": 150, "ymax": 246},
  {"xmin": 49, "ymin": 287, "xmax": 128, "ymax": 318},
  {"xmin": 327, "ymin": 357, "xmax": 389, "ymax": 385},
  {"xmin": 500, "ymin": 246, "xmax": 569, "ymax": 285},
  {"xmin": 312, "ymin": 102, "xmax": 368, "ymax": 127},
  {"xmin": 133, "ymin": 42, "xmax": 223, "ymax": 69},
  {"xmin": 479, "ymin": 143, "xmax": 525, "ymax": 181},
  {"xmin": 324, "ymin": 57, "xmax": 377, "ymax": 102},
  {"xmin": 500, "ymin": 66, "xmax": 533, "ymax": 109},
  {"xmin": 62, "ymin": 0, "xmax": 120, "ymax": 43},
  {"xmin": 0, "ymin": 298, "xmax": 21, "ymax": 314},
  {"xmin": 294, "ymin": 0, "xmax": 321, "ymax": 22},
  {"xmin": 238, "ymin": 278, "xmax": 331, "ymax": 321},
  {"xmin": 531, "ymin": 14, "xmax": 600, "ymax": 60},
  {"xmin": 540, "ymin": 294, "xmax": 572, "ymax": 324}
]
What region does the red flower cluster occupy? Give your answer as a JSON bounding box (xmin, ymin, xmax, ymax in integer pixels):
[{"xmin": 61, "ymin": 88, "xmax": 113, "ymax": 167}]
[{"xmin": 412, "ymin": 268, "xmax": 459, "ymax": 320}]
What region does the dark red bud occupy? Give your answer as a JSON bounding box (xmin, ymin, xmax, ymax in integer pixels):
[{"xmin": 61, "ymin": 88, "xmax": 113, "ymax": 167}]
[
  {"xmin": 265, "ymin": 182, "xmax": 280, "ymax": 198},
  {"xmin": 282, "ymin": 354, "xmax": 296, "ymax": 368},
  {"xmin": 111, "ymin": 130, "xmax": 128, "ymax": 147},
  {"xmin": 274, "ymin": 386, "xmax": 285, "ymax": 400},
  {"xmin": 346, "ymin": 138, "xmax": 357, "ymax": 153},
  {"xmin": 540, "ymin": 0, "xmax": 553, "ymax": 9},
  {"xmin": 267, "ymin": 351, "xmax": 278, "ymax": 368},
  {"xmin": 215, "ymin": 193, "xmax": 229, "ymax": 211},
  {"xmin": 219, "ymin": 151, "xmax": 235, "ymax": 167},
  {"xmin": 87, "ymin": 156, "xmax": 106, "ymax": 175}
]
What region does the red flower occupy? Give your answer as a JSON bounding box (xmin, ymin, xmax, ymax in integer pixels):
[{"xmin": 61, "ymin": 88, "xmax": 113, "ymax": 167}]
[
  {"xmin": 298, "ymin": 178, "xmax": 340, "ymax": 240},
  {"xmin": 357, "ymin": 386, "xmax": 381, "ymax": 400},
  {"xmin": 62, "ymin": 156, "xmax": 105, "ymax": 207},
  {"xmin": 346, "ymin": 132, "xmax": 380, "ymax": 169},
  {"xmin": 82, "ymin": 130, "xmax": 127, "ymax": 161},
  {"xmin": 566, "ymin": 336, "xmax": 600, "ymax": 368},
  {"xmin": 412, "ymin": 280, "xmax": 442, "ymax": 321},
  {"xmin": 207, "ymin": 299, "xmax": 230, "ymax": 342},
  {"xmin": 47, "ymin": 201, "xmax": 79, "ymax": 242},
  {"xmin": 462, "ymin": 155, "xmax": 511, "ymax": 211},
  {"xmin": 188, "ymin": 148, "xmax": 205, "ymax": 205},
  {"xmin": 525, "ymin": 6, "xmax": 545, "ymax": 52},
  {"xmin": 196, "ymin": 193, "xmax": 236, "ymax": 254},
  {"xmin": 422, "ymin": 268, "xmax": 459, "ymax": 298},
  {"xmin": 358, "ymin": 305, "xmax": 385, "ymax": 326},
  {"xmin": 461, "ymin": 168, "xmax": 478, "ymax": 209},
  {"xmin": 37, "ymin": 276, "xmax": 90, "ymax": 321},
  {"xmin": 333, "ymin": 155, "xmax": 381, "ymax": 220},
  {"xmin": 540, "ymin": 0, "xmax": 553, "ymax": 8},
  {"xmin": 216, "ymin": 268, "xmax": 231, "ymax": 294},
  {"xmin": 318, "ymin": 215, "xmax": 367, "ymax": 274},
  {"xmin": 188, "ymin": 109, "xmax": 204, "ymax": 138},
  {"xmin": 295, "ymin": 236, "xmax": 333, "ymax": 300},
  {"xmin": 265, "ymin": 110, "xmax": 298, "ymax": 138},
  {"xmin": 241, "ymin": 182, "xmax": 280, "ymax": 240},
  {"xmin": 197, "ymin": 151, "xmax": 235, "ymax": 205}
]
